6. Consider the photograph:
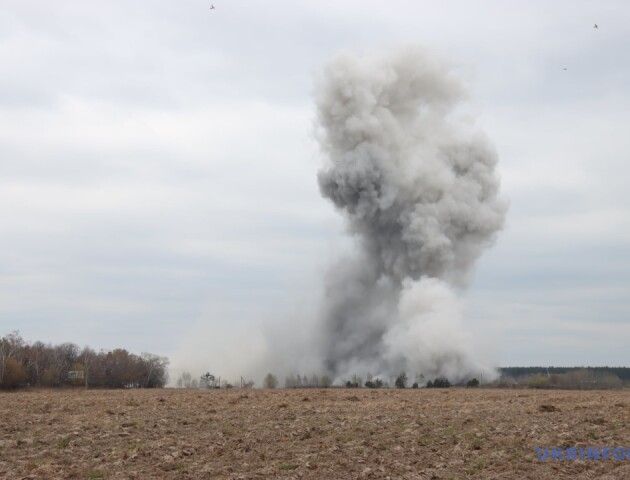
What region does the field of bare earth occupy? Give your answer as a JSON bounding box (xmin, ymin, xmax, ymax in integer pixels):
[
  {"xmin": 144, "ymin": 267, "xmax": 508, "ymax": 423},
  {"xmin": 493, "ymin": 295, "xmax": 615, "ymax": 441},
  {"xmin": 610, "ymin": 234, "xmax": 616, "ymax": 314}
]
[{"xmin": 1, "ymin": 388, "xmax": 630, "ymax": 479}]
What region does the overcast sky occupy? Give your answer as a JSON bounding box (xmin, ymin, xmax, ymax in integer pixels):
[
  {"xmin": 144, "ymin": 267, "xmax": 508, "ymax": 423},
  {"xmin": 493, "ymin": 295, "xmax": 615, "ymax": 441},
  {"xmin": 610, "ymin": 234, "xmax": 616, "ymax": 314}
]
[{"xmin": 1, "ymin": 0, "xmax": 629, "ymax": 370}]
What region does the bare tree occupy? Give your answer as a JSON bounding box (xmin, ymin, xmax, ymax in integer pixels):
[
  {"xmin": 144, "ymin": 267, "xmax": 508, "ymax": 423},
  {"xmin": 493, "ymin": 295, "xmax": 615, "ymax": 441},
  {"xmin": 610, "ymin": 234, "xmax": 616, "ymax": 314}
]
[
  {"xmin": 79, "ymin": 347, "xmax": 99, "ymax": 388},
  {"xmin": 0, "ymin": 331, "xmax": 24, "ymax": 386},
  {"xmin": 140, "ymin": 353, "xmax": 169, "ymax": 388},
  {"xmin": 177, "ymin": 372, "xmax": 193, "ymax": 388},
  {"xmin": 200, "ymin": 372, "xmax": 218, "ymax": 389},
  {"xmin": 263, "ymin": 373, "xmax": 278, "ymax": 389},
  {"xmin": 23, "ymin": 341, "xmax": 51, "ymax": 387},
  {"xmin": 240, "ymin": 377, "xmax": 254, "ymax": 389}
]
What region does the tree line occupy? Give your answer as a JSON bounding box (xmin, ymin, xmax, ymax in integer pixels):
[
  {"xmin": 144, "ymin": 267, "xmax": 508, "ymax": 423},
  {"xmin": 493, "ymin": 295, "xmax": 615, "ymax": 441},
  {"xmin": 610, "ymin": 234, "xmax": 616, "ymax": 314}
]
[
  {"xmin": 500, "ymin": 366, "xmax": 630, "ymax": 381},
  {"xmin": 0, "ymin": 331, "xmax": 169, "ymax": 390},
  {"xmin": 174, "ymin": 371, "xmax": 468, "ymax": 390},
  {"xmin": 498, "ymin": 367, "xmax": 624, "ymax": 390}
]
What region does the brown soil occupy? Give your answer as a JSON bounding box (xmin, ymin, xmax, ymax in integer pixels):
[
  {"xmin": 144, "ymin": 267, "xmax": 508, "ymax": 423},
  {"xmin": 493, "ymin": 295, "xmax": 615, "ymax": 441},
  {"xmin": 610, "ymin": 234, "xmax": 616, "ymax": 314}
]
[{"xmin": 1, "ymin": 388, "xmax": 630, "ymax": 479}]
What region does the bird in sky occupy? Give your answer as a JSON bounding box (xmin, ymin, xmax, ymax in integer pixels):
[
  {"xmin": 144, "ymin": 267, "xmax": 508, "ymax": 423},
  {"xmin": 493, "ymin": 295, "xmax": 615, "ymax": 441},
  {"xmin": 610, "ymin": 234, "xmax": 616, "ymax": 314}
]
[
  {"xmin": 563, "ymin": 67, "xmax": 567, "ymax": 71},
  {"xmin": 210, "ymin": 4, "xmax": 215, "ymax": 9},
  {"xmin": 594, "ymin": 23, "xmax": 598, "ymax": 29}
]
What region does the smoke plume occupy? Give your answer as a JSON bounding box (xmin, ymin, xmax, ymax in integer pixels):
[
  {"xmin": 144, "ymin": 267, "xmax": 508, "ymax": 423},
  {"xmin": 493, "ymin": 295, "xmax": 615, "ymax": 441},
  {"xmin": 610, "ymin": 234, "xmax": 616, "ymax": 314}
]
[{"xmin": 315, "ymin": 46, "xmax": 507, "ymax": 383}]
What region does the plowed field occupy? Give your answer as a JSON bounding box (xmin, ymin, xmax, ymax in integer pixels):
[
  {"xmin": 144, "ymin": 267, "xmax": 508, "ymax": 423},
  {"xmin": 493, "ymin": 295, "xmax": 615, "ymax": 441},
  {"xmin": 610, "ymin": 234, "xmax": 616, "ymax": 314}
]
[{"xmin": 1, "ymin": 388, "xmax": 630, "ymax": 479}]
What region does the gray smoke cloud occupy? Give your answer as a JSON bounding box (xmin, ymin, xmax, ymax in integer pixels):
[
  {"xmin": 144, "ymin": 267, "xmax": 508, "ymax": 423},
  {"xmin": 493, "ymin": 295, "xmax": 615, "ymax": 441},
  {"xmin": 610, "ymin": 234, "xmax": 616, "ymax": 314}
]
[{"xmin": 315, "ymin": 46, "xmax": 507, "ymax": 383}]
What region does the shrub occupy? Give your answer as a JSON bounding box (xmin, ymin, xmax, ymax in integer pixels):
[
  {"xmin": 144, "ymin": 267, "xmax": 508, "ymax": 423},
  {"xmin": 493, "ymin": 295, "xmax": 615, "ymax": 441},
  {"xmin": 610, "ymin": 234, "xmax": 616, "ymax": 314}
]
[
  {"xmin": 433, "ymin": 377, "xmax": 450, "ymax": 388},
  {"xmin": 466, "ymin": 378, "xmax": 480, "ymax": 388},
  {"xmin": 427, "ymin": 377, "xmax": 450, "ymax": 388},
  {"xmin": 395, "ymin": 372, "xmax": 407, "ymax": 389},
  {"xmin": 41, "ymin": 366, "xmax": 59, "ymax": 387},
  {"xmin": 2, "ymin": 357, "xmax": 27, "ymax": 389},
  {"xmin": 365, "ymin": 378, "xmax": 384, "ymax": 388},
  {"xmin": 527, "ymin": 375, "xmax": 550, "ymax": 389}
]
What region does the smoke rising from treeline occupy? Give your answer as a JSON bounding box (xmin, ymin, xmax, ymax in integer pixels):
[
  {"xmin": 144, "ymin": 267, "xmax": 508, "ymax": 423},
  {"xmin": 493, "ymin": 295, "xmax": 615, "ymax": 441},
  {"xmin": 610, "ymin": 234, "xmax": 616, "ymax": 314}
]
[
  {"xmin": 315, "ymin": 46, "xmax": 507, "ymax": 382},
  {"xmin": 170, "ymin": 46, "xmax": 506, "ymax": 386}
]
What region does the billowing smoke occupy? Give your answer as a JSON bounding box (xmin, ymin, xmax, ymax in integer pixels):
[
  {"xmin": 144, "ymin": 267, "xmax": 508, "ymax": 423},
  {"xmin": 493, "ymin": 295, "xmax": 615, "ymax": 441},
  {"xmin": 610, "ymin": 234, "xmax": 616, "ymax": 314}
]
[
  {"xmin": 315, "ymin": 46, "xmax": 507, "ymax": 383},
  {"xmin": 169, "ymin": 46, "xmax": 506, "ymax": 387}
]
